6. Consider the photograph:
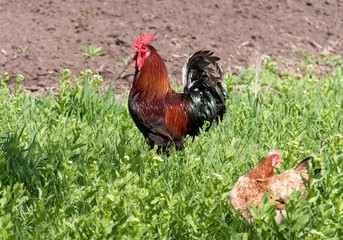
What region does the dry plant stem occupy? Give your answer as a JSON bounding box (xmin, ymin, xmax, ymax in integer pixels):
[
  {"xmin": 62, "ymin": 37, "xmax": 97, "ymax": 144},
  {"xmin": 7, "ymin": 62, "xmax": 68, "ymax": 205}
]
[
  {"xmin": 115, "ymin": 64, "xmax": 130, "ymax": 80},
  {"xmin": 320, "ymin": 140, "xmax": 325, "ymax": 155}
]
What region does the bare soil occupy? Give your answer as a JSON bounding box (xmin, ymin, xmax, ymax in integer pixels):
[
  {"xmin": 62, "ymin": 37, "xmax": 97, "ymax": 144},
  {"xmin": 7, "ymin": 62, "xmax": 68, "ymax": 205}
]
[{"xmin": 1, "ymin": 0, "xmax": 342, "ymax": 98}]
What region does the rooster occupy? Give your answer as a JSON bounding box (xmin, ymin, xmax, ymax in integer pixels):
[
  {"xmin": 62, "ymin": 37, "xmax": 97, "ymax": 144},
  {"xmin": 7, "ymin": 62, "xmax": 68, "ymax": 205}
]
[
  {"xmin": 230, "ymin": 150, "xmax": 320, "ymax": 224},
  {"xmin": 128, "ymin": 34, "xmax": 229, "ymax": 150}
]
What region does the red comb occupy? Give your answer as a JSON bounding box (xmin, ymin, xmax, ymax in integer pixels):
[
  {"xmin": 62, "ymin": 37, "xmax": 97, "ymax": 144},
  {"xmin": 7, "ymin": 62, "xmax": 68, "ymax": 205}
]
[
  {"xmin": 268, "ymin": 149, "xmax": 281, "ymax": 157},
  {"xmin": 133, "ymin": 33, "xmax": 154, "ymax": 50}
]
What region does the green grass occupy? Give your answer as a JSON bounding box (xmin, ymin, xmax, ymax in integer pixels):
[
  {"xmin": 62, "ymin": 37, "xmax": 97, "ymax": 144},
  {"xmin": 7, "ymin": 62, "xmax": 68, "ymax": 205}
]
[
  {"xmin": 1, "ymin": 57, "xmax": 343, "ymax": 239},
  {"xmin": 18, "ymin": 46, "xmax": 28, "ymax": 54},
  {"xmin": 82, "ymin": 44, "xmax": 106, "ymax": 56}
]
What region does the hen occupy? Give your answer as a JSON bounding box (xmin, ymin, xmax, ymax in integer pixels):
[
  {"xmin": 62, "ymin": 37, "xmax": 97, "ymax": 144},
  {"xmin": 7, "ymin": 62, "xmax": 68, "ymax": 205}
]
[
  {"xmin": 128, "ymin": 34, "xmax": 229, "ymax": 150},
  {"xmin": 230, "ymin": 150, "xmax": 320, "ymax": 224}
]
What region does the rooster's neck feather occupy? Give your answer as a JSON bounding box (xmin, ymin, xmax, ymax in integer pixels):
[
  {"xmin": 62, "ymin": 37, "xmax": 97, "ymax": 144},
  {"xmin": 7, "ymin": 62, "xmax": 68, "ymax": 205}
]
[{"xmin": 131, "ymin": 46, "xmax": 173, "ymax": 101}]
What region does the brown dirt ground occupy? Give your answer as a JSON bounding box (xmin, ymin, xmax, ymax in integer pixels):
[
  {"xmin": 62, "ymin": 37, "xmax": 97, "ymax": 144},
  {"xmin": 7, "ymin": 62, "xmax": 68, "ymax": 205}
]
[{"xmin": 1, "ymin": 0, "xmax": 342, "ymax": 99}]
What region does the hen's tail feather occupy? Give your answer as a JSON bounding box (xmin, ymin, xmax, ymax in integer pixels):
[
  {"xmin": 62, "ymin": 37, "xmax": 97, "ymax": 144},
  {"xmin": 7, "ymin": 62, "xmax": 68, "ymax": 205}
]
[
  {"xmin": 314, "ymin": 168, "xmax": 322, "ymax": 175},
  {"xmin": 295, "ymin": 156, "xmax": 322, "ymax": 180},
  {"xmin": 294, "ymin": 156, "xmax": 313, "ymax": 171},
  {"xmin": 182, "ymin": 50, "xmax": 229, "ymax": 133}
]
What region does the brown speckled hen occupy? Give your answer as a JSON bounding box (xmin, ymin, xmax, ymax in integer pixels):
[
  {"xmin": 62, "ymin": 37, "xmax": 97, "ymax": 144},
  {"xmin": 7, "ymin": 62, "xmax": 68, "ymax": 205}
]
[{"xmin": 230, "ymin": 150, "xmax": 320, "ymax": 224}]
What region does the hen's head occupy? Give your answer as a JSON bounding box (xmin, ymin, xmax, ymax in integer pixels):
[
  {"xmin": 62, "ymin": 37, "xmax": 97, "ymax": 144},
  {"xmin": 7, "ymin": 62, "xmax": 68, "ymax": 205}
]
[
  {"xmin": 133, "ymin": 33, "xmax": 153, "ymax": 70},
  {"xmin": 266, "ymin": 149, "xmax": 282, "ymax": 168}
]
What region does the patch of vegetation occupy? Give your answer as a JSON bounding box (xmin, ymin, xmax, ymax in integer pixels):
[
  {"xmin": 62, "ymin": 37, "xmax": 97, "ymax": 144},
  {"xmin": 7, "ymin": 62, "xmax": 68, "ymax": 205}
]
[
  {"xmin": 82, "ymin": 44, "xmax": 106, "ymax": 56},
  {"xmin": 123, "ymin": 56, "xmax": 131, "ymax": 66},
  {"xmin": 0, "ymin": 56, "xmax": 343, "ymax": 238},
  {"xmin": 76, "ymin": 7, "xmax": 96, "ymax": 30},
  {"xmin": 18, "ymin": 46, "xmax": 28, "ymax": 53},
  {"xmin": 299, "ymin": 53, "xmax": 342, "ymax": 69}
]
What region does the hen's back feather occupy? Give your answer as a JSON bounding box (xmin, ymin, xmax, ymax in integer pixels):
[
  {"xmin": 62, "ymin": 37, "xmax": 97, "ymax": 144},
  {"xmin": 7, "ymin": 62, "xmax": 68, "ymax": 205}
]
[{"xmin": 267, "ymin": 156, "xmax": 320, "ymax": 204}]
